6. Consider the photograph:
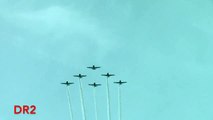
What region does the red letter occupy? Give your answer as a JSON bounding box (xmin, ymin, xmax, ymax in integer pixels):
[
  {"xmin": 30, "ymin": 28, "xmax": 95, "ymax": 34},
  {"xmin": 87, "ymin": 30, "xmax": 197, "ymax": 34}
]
[
  {"xmin": 23, "ymin": 105, "xmax": 29, "ymax": 114},
  {"xmin": 14, "ymin": 105, "xmax": 22, "ymax": 114}
]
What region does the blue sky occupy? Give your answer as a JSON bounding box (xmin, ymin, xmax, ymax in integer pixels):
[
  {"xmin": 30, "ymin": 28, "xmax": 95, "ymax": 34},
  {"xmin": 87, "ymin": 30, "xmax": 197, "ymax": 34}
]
[{"xmin": 1, "ymin": 0, "xmax": 213, "ymax": 120}]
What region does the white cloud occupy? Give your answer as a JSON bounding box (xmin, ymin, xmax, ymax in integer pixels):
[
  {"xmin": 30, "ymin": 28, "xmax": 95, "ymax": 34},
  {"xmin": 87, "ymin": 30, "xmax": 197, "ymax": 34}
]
[{"xmin": 0, "ymin": 6, "xmax": 117, "ymax": 66}]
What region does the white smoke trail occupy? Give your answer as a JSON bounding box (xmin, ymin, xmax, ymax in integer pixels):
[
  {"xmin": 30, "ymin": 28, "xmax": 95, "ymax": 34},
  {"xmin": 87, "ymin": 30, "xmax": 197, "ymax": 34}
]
[
  {"xmin": 66, "ymin": 86, "xmax": 73, "ymax": 120},
  {"xmin": 106, "ymin": 78, "xmax": 112, "ymax": 120},
  {"xmin": 93, "ymin": 88, "xmax": 98, "ymax": 120},
  {"xmin": 78, "ymin": 78, "xmax": 87, "ymax": 120},
  {"xmin": 118, "ymin": 86, "xmax": 121, "ymax": 120}
]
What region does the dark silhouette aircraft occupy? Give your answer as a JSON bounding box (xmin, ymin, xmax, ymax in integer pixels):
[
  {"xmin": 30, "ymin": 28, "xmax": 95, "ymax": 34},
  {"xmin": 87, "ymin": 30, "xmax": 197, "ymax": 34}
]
[
  {"xmin": 114, "ymin": 80, "xmax": 127, "ymax": 85},
  {"xmin": 61, "ymin": 81, "xmax": 74, "ymax": 86},
  {"xmin": 101, "ymin": 73, "xmax": 115, "ymax": 78},
  {"xmin": 87, "ymin": 65, "xmax": 101, "ymax": 70},
  {"xmin": 89, "ymin": 82, "xmax": 101, "ymax": 87},
  {"xmin": 73, "ymin": 74, "xmax": 87, "ymax": 78}
]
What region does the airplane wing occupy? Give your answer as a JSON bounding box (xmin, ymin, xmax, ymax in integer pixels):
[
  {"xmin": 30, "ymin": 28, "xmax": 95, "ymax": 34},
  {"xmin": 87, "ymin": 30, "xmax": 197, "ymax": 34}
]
[
  {"xmin": 96, "ymin": 84, "xmax": 101, "ymax": 86},
  {"xmin": 73, "ymin": 75, "xmax": 79, "ymax": 77},
  {"xmin": 109, "ymin": 74, "xmax": 115, "ymax": 76},
  {"xmin": 122, "ymin": 82, "xmax": 127, "ymax": 84},
  {"xmin": 89, "ymin": 84, "xmax": 94, "ymax": 86},
  {"xmin": 82, "ymin": 75, "xmax": 87, "ymax": 77},
  {"xmin": 101, "ymin": 74, "xmax": 107, "ymax": 76},
  {"xmin": 95, "ymin": 67, "xmax": 101, "ymax": 68},
  {"xmin": 114, "ymin": 82, "xmax": 120, "ymax": 84},
  {"xmin": 87, "ymin": 67, "xmax": 93, "ymax": 69},
  {"xmin": 61, "ymin": 83, "xmax": 67, "ymax": 84}
]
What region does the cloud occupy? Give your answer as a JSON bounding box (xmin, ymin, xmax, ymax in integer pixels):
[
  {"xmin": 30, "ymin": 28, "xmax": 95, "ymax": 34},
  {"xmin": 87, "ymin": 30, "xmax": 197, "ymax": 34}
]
[{"xmin": 0, "ymin": 6, "xmax": 117, "ymax": 67}]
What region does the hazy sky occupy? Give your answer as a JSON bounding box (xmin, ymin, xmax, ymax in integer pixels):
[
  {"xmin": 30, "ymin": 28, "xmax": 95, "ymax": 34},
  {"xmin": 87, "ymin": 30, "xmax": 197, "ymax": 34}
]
[{"xmin": 1, "ymin": 0, "xmax": 213, "ymax": 120}]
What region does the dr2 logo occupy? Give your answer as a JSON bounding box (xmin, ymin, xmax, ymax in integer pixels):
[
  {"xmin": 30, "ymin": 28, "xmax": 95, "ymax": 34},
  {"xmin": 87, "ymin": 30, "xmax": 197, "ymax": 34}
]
[{"xmin": 14, "ymin": 105, "xmax": 36, "ymax": 114}]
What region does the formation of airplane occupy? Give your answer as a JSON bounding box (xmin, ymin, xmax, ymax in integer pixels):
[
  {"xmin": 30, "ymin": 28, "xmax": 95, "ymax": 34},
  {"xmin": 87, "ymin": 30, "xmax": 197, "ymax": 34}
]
[
  {"xmin": 61, "ymin": 65, "xmax": 127, "ymax": 120},
  {"xmin": 87, "ymin": 65, "xmax": 101, "ymax": 70},
  {"xmin": 61, "ymin": 81, "xmax": 74, "ymax": 86},
  {"xmin": 101, "ymin": 73, "xmax": 115, "ymax": 78},
  {"xmin": 73, "ymin": 74, "xmax": 87, "ymax": 78},
  {"xmin": 114, "ymin": 80, "xmax": 127, "ymax": 85},
  {"xmin": 61, "ymin": 80, "xmax": 126, "ymax": 87},
  {"xmin": 61, "ymin": 66, "xmax": 126, "ymax": 87},
  {"xmin": 89, "ymin": 82, "xmax": 101, "ymax": 87}
]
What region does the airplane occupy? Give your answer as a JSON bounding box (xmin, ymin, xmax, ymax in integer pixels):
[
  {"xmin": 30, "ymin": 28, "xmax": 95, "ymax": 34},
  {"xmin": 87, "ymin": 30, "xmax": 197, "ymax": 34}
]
[
  {"xmin": 73, "ymin": 74, "xmax": 87, "ymax": 78},
  {"xmin": 114, "ymin": 80, "xmax": 127, "ymax": 85},
  {"xmin": 87, "ymin": 65, "xmax": 101, "ymax": 70},
  {"xmin": 61, "ymin": 81, "xmax": 74, "ymax": 86},
  {"xmin": 101, "ymin": 73, "xmax": 115, "ymax": 78},
  {"xmin": 89, "ymin": 82, "xmax": 101, "ymax": 87}
]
